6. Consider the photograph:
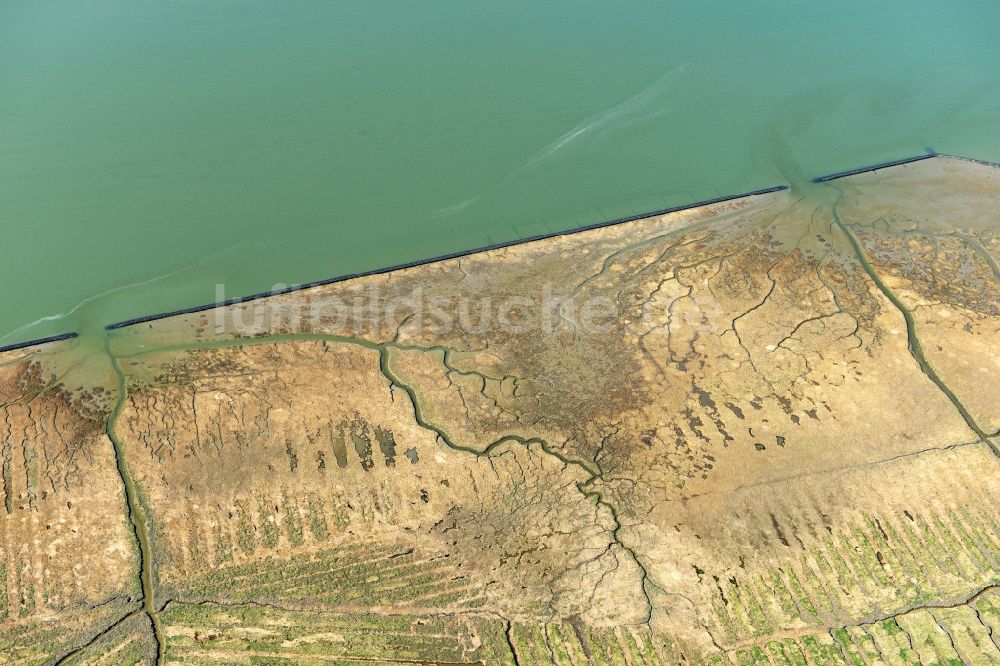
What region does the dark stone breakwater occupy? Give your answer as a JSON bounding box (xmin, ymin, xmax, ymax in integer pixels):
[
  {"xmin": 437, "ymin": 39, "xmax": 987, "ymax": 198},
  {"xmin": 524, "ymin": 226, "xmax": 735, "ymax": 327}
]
[
  {"xmin": 103, "ymin": 184, "xmax": 789, "ymax": 331},
  {"xmin": 0, "ymin": 331, "xmax": 79, "ymax": 355},
  {"xmin": 811, "ymin": 150, "xmax": 938, "ymax": 183}
]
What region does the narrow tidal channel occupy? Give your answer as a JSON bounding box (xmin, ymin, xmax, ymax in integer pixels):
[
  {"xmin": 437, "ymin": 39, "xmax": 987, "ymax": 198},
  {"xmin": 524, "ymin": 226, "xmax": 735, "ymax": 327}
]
[{"xmin": 107, "ymin": 349, "xmax": 166, "ymax": 663}]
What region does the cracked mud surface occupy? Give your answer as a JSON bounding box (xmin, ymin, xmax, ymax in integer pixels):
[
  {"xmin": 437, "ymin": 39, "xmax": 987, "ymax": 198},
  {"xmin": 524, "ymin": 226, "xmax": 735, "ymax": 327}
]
[{"xmin": 2, "ymin": 156, "xmax": 998, "ymax": 664}]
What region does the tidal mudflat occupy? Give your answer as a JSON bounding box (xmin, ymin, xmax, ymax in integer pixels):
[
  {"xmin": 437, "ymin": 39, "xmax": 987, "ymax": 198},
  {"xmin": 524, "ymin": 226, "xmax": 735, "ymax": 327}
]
[{"xmin": 1, "ymin": 156, "xmax": 998, "ymax": 664}]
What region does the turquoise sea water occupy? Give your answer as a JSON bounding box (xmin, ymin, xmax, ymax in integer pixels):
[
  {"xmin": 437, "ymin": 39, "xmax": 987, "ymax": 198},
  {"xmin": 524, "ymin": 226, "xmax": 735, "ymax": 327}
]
[{"xmin": 2, "ymin": 1, "xmax": 1000, "ymax": 347}]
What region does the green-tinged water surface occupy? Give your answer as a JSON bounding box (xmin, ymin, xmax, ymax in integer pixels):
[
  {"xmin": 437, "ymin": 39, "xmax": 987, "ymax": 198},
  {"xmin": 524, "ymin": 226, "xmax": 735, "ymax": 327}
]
[{"xmin": 2, "ymin": 0, "xmax": 999, "ymax": 346}]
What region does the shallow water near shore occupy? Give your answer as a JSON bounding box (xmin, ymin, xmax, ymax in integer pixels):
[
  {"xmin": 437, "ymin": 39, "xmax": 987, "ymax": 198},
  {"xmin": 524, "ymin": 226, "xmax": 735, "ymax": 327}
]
[{"xmin": 2, "ymin": 0, "xmax": 1000, "ymax": 348}]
